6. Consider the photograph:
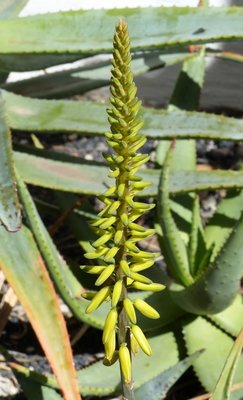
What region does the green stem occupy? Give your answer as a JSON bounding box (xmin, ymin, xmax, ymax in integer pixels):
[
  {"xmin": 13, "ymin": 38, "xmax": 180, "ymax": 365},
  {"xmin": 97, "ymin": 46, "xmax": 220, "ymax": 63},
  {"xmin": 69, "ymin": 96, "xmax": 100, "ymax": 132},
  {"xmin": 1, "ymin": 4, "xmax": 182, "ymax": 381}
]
[{"xmin": 115, "ymin": 152, "xmax": 135, "ymax": 400}]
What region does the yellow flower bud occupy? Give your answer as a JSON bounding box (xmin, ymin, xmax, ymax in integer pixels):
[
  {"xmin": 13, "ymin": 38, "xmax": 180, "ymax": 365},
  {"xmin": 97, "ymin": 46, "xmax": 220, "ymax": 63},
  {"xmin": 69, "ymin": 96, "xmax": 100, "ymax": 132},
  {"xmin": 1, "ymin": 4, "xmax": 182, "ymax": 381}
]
[
  {"xmin": 120, "ymin": 213, "xmax": 128, "ymax": 226},
  {"xmin": 91, "ymin": 217, "xmax": 106, "ymax": 227},
  {"xmin": 120, "ymin": 260, "xmax": 130, "ymax": 276},
  {"xmin": 80, "ymin": 265, "xmax": 105, "ymax": 274},
  {"xmin": 131, "ymin": 324, "xmax": 152, "ymax": 356},
  {"xmin": 132, "ymin": 282, "xmax": 165, "ymax": 292},
  {"xmin": 95, "ymin": 265, "xmax": 115, "ymax": 286},
  {"xmin": 104, "ymin": 330, "xmax": 116, "ymax": 361},
  {"xmin": 119, "ymin": 344, "xmax": 132, "ymax": 384},
  {"xmin": 129, "ymin": 211, "xmax": 142, "ymax": 222},
  {"xmin": 131, "ymin": 181, "xmax": 151, "ymax": 190},
  {"xmin": 92, "ymin": 232, "xmax": 113, "ymax": 248},
  {"xmin": 99, "ymin": 216, "xmax": 116, "ymax": 230},
  {"xmin": 84, "ymin": 247, "xmax": 108, "ymax": 259},
  {"xmin": 108, "ymin": 200, "xmax": 120, "ymax": 214},
  {"xmin": 128, "ymin": 136, "xmax": 146, "ymax": 153},
  {"xmin": 108, "ymin": 169, "xmax": 120, "ymax": 178},
  {"xmin": 131, "ymin": 333, "xmax": 140, "ymax": 355},
  {"xmin": 104, "ymin": 246, "xmax": 119, "ymax": 262},
  {"xmin": 103, "ymin": 308, "xmax": 118, "ymax": 344},
  {"xmin": 118, "ymin": 183, "xmax": 125, "ymax": 198},
  {"xmin": 130, "ymin": 260, "xmax": 154, "ymax": 272},
  {"xmin": 114, "ymin": 230, "xmax": 123, "ymax": 245},
  {"xmin": 133, "ymin": 299, "xmax": 160, "ymax": 319},
  {"xmin": 86, "ymin": 286, "xmax": 110, "ymax": 313},
  {"xmin": 127, "ymin": 277, "xmax": 134, "ymax": 286},
  {"xmin": 130, "ymin": 229, "xmax": 155, "ymax": 238},
  {"xmin": 129, "ymin": 271, "xmax": 152, "ymax": 284},
  {"xmin": 103, "ymin": 350, "xmax": 119, "ymax": 366},
  {"xmin": 132, "ymin": 154, "xmax": 149, "ymax": 163},
  {"xmin": 123, "ymin": 298, "xmax": 136, "ymax": 324},
  {"xmin": 132, "ymin": 155, "xmax": 150, "ymax": 168},
  {"xmin": 125, "ymin": 240, "xmax": 139, "ymax": 253},
  {"xmin": 81, "ymin": 291, "xmax": 96, "ymax": 300},
  {"xmin": 112, "ymin": 280, "xmax": 123, "ymax": 307},
  {"xmin": 128, "ymin": 222, "xmax": 146, "ymax": 232},
  {"xmin": 129, "ymin": 251, "xmax": 160, "ymax": 260}
]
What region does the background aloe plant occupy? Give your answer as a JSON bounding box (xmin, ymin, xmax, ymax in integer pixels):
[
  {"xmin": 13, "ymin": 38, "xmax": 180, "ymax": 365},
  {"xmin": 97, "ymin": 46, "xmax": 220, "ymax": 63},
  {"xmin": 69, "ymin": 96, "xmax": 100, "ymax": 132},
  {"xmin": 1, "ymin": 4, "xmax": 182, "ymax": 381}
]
[{"xmin": 1, "ymin": 0, "xmax": 243, "ymax": 399}]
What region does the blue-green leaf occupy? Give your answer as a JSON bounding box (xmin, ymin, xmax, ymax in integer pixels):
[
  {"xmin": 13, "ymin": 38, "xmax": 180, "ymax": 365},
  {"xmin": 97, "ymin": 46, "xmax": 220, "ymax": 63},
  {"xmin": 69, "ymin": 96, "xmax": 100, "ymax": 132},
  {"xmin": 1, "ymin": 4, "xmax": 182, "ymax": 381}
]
[{"xmin": 0, "ymin": 92, "xmax": 21, "ymax": 231}]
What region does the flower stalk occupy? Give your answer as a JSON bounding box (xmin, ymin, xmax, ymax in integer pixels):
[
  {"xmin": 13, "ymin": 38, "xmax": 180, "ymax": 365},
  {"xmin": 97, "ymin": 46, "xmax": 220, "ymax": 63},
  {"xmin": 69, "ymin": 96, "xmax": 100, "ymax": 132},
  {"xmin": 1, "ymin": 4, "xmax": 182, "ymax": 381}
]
[{"xmin": 82, "ymin": 19, "xmax": 165, "ymax": 400}]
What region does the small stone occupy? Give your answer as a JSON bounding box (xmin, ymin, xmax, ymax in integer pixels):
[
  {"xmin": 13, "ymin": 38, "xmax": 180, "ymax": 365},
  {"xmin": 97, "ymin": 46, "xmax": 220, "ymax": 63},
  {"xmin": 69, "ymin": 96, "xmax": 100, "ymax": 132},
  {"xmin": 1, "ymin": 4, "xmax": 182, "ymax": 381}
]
[
  {"xmin": 26, "ymin": 346, "xmax": 35, "ymax": 353},
  {"xmin": 0, "ymin": 375, "xmax": 19, "ymax": 397},
  {"xmin": 85, "ymin": 154, "xmax": 93, "ymax": 160}
]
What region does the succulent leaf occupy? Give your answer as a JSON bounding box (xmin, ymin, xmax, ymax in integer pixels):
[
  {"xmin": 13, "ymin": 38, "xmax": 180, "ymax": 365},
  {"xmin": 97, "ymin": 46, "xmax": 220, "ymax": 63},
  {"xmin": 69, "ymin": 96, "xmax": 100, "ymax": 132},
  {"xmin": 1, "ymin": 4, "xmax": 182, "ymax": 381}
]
[
  {"xmin": 12, "ymin": 149, "xmax": 243, "ymax": 196},
  {"xmin": 158, "ymin": 143, "xmax": 193, "ymax": 287},
  {"xmin": 7, "ymin": 332, "xmax": 179, "ymax": 397},
  {"xmin": 208, "ymin": 294, "xmax": 243, "ymax": 337},
  {"xmin": 183, "ymin": 316, "xmax": 243, "ymax": 395},
  {"xmin": 0, "ymin": 92, "xmax": 21, "ymax": 232},
  {"xmin": 16, "ymin": 174, "xmax": 109, "ymax": 328},
  {"xmin": 170, "ymin": 210, "xmax": 243, "ymax": 314},
  {"xmin": 204, "ymin": 189, "xmax": 243, "ymax": 262},
  {"xmin": 4, "ymin": 90, "xmax": 243, "ymax": 142},
  {"xmin": 210, "ymin": 328, "xmax": 243, "ymax": 400}
]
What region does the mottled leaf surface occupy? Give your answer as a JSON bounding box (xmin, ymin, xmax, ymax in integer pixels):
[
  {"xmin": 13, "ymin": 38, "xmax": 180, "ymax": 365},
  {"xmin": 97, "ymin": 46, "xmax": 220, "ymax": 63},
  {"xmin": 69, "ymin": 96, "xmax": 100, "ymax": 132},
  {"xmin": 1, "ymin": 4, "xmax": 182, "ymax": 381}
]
[
  {"xmin": 8, "ymin": 332, "xmax": 178, "ymax": 397},
  {"xmin": 208, "ymin": 295, "xmax": 243, "ymax": 337},
  {"xmin": 4, "ymin": 91, "xmax": 243, "ymax": 141},
  {"xmin": 0, "ymin": 8, "xmax": 243, "ymax": 54},
  {"xmin": 76, "ymin": 332, "xmax": 178, "ymax": 396},
  {"xmin": 135, "ymin": 351, "xmax": 203, "ymax": 400},
  {"xmin": 0, "ymin": 92, "xmax": 21, "ymax": 231},
  {"xmin": 14, "ymin": 151, "xmax": 243, "ymax": 195},
  {"xmin": 183, "ymin": 316, "xmax": 243, "ymax": 399}
]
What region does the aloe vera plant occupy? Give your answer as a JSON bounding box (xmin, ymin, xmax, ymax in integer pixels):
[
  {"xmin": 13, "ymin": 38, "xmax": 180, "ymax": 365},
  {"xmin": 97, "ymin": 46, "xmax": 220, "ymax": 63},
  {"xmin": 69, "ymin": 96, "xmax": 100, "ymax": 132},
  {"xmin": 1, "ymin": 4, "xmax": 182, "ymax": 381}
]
[
  {"xmin": 3, "ymin": 3, "xmax": 243, "ymax": 399},
  {"xmin": 155, "ymin": 146, "xmax": 243, "ymax": 396},
  {"xmin": 154, "ymin": 30, "xmax": 243, "ymax": 397}
]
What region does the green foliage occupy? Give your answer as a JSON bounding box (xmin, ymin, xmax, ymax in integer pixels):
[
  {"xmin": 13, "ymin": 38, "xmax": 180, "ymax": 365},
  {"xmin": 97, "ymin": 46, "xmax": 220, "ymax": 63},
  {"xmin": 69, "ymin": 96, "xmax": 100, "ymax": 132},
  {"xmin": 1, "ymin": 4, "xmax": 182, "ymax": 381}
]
[
  {"xmin": 8, "ymin": 332, "xmax": 181, "ymax": 398},
  {"xmin": 1, "ymin": 7, "xmax": 243, "ymax": 54},
  {"xmin": 155, "ymin": 10, "xmax": 243, "ymax": 395},
  {"xmin": 210, "ymin": 329, "xmax": 243, "ymax": 400},
  {"xmin": 4, "ymin": 90, "xmax": 243, "ymax": 141},
  {"xmin": 0, "ymin": 92, "xmax": 20, "ymax": 231},
  {"xmin": 13, "ymin": 150, "xmax": 243, "ymax": 196},
  {"xmin": 0, "ymin": 225, "xmax": 80, "ymax": 400},
  {"xmin": 1, "ymin": 3, "xmax": 243, "ymax": 400},
  {"xmin": 0, "ymin": 0, "xmax": 28, "ymax": 18}
]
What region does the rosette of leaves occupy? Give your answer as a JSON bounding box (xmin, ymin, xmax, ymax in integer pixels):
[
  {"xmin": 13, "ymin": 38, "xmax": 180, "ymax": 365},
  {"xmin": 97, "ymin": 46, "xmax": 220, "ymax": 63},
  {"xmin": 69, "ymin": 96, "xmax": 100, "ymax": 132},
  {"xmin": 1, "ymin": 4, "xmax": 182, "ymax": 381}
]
[
  {"xmin": 152, "ymin": 40, "xmax": 243, "ymax": 398},
  {"xmin": 155, "ymin": 141, "xmax": 243, "ymax": 398},
  {"xmin": 81, "ymin": 20, "xmax": 164, "ymax": 399}
]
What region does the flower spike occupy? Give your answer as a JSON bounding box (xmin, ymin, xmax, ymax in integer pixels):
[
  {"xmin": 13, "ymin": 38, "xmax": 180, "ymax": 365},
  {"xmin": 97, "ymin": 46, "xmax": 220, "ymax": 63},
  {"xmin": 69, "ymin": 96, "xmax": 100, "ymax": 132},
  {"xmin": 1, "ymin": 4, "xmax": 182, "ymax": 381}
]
[{"xmin": 81, "ymin": 19, "xmax": 165, "ymax": 393}]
